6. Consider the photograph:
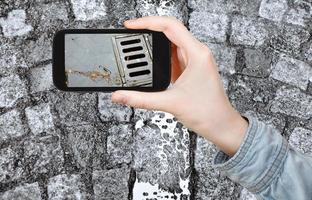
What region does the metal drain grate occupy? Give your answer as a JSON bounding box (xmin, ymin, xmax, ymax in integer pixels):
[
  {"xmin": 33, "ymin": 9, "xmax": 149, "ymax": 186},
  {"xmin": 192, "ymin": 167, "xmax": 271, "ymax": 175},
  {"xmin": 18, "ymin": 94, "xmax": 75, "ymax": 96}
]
[{"xmin": 112, "ymin": 34, "xmax": 153, "ymax": 87}]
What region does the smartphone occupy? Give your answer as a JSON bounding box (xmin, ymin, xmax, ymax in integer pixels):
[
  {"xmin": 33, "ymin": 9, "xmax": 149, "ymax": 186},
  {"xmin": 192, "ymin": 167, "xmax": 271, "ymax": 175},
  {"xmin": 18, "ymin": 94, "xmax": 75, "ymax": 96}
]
[{"xmin": 52, "ymin": 29, "xmax": 171, "ymax": 92}]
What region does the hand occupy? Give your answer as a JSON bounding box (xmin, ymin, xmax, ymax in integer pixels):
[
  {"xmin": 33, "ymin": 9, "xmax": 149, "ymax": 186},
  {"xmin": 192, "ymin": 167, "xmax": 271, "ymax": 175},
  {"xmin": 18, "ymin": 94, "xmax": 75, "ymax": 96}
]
[{"xmin": 111, "ymin": 16, "xmax": 248, "ymax": 156}]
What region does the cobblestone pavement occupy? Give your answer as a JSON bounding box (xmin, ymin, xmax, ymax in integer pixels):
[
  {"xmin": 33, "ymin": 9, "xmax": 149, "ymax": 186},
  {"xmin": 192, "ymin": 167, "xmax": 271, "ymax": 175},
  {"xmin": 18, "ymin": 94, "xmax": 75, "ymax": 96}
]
[{"xmin": 0, "ymin": 0, "xmax": 311, "ymax": 199}]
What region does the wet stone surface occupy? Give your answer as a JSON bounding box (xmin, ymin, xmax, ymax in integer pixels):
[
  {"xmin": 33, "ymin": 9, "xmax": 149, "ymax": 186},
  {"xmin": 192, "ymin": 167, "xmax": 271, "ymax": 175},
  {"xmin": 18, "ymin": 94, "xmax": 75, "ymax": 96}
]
[
  {"xmin": 132, "ymin": 112, "xmax": 191, "ymax": 197},
  {"xmin": 0, "ymin": 0, "xmax": 312, "ymax": 199}
]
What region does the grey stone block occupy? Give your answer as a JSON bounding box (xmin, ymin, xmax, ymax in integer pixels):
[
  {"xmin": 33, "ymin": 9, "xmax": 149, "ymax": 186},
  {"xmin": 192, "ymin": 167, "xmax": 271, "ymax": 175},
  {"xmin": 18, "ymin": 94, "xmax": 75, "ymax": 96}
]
[
  {"xmin": 242, "ymin": 49, "xmax": 271, "ymax": 78},
  {"xmin": 229, "ymin": 76, "xmax": 279, "ymax": 113},
  {"xmin": 23, "ymin": 135, "xmax": 64, "ymax": 176},
  {"xmin": 304, "ymin": 43, "xmax": 312, "ymax": 62},
  {"xmin": 269, "ymin": 25, "xmax": 310, "ymax": 55},
  {"xmin": 25, "ymin": 1, "xmax": 69, "ymax": 40},
  {"xmin": 132, "ymin": 180, "xmax": 189, "ymax": 199},
  {"xmin": 31, "ymin": 2, "xmax": 68, "ymax": 27},
  {"xmin": 27, "ymin": 34, "xmax": 52, "ymax": 64},
  {"xmin": 29, "ymin": 64, "xmax": 53, "ymax": 93},
  {"xmin": 270, "ymin": 54, "xmax": 312, "ymax": 90},
  {"xmin": 49, "ymin": 92, "xmax": 97, "ymax": 126},
  {"xmin": 230, "ymin": 0, "xmax": 262, "ymax": 16},
  {"xmin": 0, "ymin": 9, "xmax": 33, "ymax": 38},
  {"xmin": 208, "ymin": 43, "xmax": 237, "ymax": 75},
  {"xmin": 284, "ymin": 1, "xmax": 311, "ymax": 27},
  {"xmin": 189, "ymin": 11, "xmax": 229, "ymax": 43},
  {"xmin": 230, "ymin": 16, "xmax": 268, "ymax": 47},
  {"xmin": 93, "ymin": 166, "xmax": 130, "ymax": 200},
  {"xmin": 25, "ymin": 103, "xmax": 54, "ymax": 135},
  {"xmin": 239, "ymin": 188, "xmax": 257, "ymax": 200},
  {"xmin": 92, "ymin": 125, "xmax": 106, "ymax": 170},
  {"xmin": 65, "ymin": 124, "xmax": 96, "ymax": 169},
  {"xmin": 0, "ymin": 146, "xmax": 24, "ymax": 183},
  {"xmin": 0, "ymin": 75, "xmax": 27, "ymax": 108},
  {"xmin": 194, "ymin": 136, "xmax": 241, "ymax": 199},
  {"xmin": 0, "ymin": 182, "xmax": 41, "ymax": 200},
  {"xmin": 289, "ymin": 127, "xmax": 312, "ymax": 155},
  {"xmin": 259, "ymin": 0, "xmax": 288, "ymax": 22},
  {"xmin": 308, "ymin": 77, "xmax": 312, "ymax": 95},
  {"xmin": 133, "ymin": 112, "xmax": 190, "ymax": 193},
  {"xmin": 98, "ymin": 93, "xmax": 132, "ymax": 122},
  {"xmin": 188, "ymin": 0, "xmax": 235, "ymax": 14},
  {"xmin": 189, "ymin": 0, "xmax": 261, "ymax": 15},
  {"xmin": 0, "ymin": 0, "xmax": 311, "ymax": 198},
  {"xmin": 244, "ymin": 110, "xmax": 286, "ymax": 132},
  {"xmin": 136, "ymin": 0, "xmax": 158, "ymax": 16},
  {"xmin": 220, "ymin": 73, "xmax": 230, "ymax": 92},
  {"xmin": 0, "ymin": 42, "xmax": 28, "ymax": 75},
  {"xmin": 108, "ymin": 0, "xmax": 137, "ymax": 26},
  {"xmin": 71, "ymin": 0, "xmax": 107, "ymax": 21},
  {"xmin": 107, "ymin": 124, "xmax": 133, "ymax": 167},
  {"xmin": 133, "ymin": 108, "xmax": 155, "ymax": 123},
  {"xmin": 156, "ymin": 0, "xmax": 189, "ymax": 24},
  {"xmin": 270, "ymin": 87, "xmax": 312, "ymax": 120},
  {"xmin": 47, "ymin": 174, "xmax": 87, "ymax": 200},
  {"xmin": 0, "ymin": 110, "xmax": 27, "ymax": 142},
  {"xmin": 136, "ymin": 0, "xmax": 188, "ymax": 24}
]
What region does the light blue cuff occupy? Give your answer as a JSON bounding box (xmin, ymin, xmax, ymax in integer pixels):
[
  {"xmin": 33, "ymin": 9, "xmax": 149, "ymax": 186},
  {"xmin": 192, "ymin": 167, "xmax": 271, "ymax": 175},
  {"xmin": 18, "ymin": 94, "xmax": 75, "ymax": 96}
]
[{"xmin": 212, "ymin": 113, "xmax": 289, "ymax": 194}]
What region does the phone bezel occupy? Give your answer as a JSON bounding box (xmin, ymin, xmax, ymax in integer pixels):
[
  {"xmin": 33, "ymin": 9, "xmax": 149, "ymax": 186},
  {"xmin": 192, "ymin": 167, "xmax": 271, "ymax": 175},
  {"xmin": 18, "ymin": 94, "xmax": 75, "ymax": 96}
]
[{"xmin": 52, "ymin": 29, "xmax": 171, "ymax": 92}]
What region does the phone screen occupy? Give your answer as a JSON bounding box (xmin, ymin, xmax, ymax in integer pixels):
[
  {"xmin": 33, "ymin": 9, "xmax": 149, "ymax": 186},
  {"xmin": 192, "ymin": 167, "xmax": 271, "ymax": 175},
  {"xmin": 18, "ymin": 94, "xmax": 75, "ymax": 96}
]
[{"xmin": 64, "ymin": 33, "xmax": 153, "ymax": 87}]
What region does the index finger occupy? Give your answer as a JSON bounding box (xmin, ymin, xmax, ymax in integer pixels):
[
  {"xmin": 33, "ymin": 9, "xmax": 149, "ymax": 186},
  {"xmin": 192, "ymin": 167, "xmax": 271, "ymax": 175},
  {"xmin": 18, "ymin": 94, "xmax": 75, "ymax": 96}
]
[{"xmin": 124, "ymin": 16, "xmax": 201, "ymax": 53}]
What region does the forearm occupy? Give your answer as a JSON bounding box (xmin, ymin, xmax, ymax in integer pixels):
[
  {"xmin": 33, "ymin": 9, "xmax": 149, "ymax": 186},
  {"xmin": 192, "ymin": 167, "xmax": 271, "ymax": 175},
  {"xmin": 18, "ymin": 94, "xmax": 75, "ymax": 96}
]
[
  {"xmin": 213, "ymin": 114, "xmax": 312, "ymax": 199},
  {"xmin": 195, "ymin": 102, "xmax": 249, "ymax": 156}
]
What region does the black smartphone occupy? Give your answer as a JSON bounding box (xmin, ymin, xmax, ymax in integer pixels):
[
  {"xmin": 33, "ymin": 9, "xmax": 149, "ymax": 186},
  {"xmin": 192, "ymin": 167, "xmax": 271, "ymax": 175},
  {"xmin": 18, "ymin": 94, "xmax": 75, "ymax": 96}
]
[{"xmin": 52, "ymin": 29, "xmax": 171, "ymax": 92}]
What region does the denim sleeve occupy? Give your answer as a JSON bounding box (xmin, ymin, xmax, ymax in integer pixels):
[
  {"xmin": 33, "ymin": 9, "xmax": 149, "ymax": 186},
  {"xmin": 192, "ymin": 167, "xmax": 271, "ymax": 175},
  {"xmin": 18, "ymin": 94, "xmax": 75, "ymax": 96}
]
[{"xmin": 213, "ymin": 114, "xmax": 312, "ymax": 200}]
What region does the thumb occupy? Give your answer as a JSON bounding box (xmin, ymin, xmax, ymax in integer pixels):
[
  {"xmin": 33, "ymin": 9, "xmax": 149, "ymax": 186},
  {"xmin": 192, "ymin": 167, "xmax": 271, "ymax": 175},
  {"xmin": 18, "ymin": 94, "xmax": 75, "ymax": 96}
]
[{"xmin": 111, "ymin": 90, "xmax": 170, "ymax": 111}]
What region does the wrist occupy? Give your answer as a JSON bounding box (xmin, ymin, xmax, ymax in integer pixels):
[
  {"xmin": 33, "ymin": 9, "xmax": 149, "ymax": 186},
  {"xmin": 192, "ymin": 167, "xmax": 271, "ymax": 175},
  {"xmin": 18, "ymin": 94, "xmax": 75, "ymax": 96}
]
[{"xmin": 200, "ymin": 107, "xmax": 249, "ymax": 156}]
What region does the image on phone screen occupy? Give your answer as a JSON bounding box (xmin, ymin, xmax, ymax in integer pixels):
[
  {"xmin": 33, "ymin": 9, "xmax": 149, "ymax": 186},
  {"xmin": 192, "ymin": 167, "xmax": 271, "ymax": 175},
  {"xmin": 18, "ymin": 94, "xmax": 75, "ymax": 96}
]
[{"xmin": 65, "ymin": 33, "xmax": 153, "ymax": 87}]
